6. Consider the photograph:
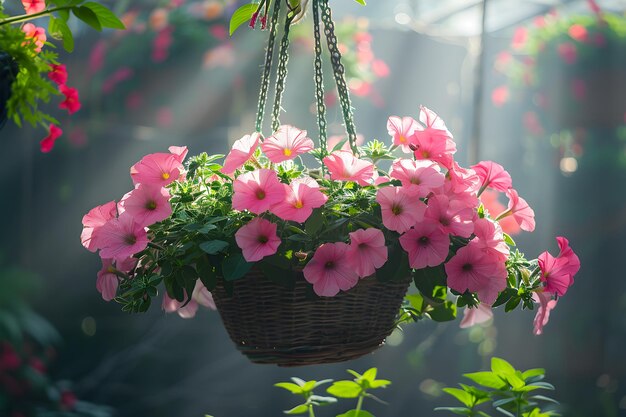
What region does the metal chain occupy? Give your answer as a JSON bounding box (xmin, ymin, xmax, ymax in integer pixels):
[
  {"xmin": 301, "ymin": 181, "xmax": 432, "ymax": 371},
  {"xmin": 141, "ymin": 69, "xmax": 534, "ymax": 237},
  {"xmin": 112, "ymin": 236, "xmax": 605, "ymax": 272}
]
[
  {"xmin": 312, "ymin": 0, "xmax": 327, "ymax": 161},
  {"xmin": 255, "ymin": 0, "xmax": 282, "ymax": 134},
  {"xmin": 270, "ymin": 10, "xmax": 294, "ymax": 133},
  {"xmin": 318, "ymin": 0, "xmax": 359, "ymax": 156}
]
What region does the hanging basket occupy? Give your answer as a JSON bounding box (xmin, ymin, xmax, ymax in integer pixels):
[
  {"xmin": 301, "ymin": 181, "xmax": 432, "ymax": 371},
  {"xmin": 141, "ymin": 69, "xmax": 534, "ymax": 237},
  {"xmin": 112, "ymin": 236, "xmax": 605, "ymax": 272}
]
[{"xmin": 212, "ymin": 269, "xmax": 412, "ymax": 366}]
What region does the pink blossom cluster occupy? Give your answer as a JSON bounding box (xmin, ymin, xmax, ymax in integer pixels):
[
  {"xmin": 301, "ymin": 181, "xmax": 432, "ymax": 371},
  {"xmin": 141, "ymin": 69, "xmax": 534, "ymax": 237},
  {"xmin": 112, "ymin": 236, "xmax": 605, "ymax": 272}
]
[{"xmin": 81, "ymin": 146, "xmax": 214, "ymax": 317}]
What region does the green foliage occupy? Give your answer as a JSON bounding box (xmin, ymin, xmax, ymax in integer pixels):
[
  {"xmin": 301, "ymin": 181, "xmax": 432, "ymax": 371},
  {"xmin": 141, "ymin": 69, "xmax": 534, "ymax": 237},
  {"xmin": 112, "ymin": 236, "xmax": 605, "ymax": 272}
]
[
  {"xmin": 276, "ymin": 368, "xmax": 389, "ymax": 417},
  {"xmin": 229, "ymin": 3, "xmax": 258, "ymax": 36},
  {"xmin": 436, "ymin": 357, "xmax": 560, "ymax": 417}
]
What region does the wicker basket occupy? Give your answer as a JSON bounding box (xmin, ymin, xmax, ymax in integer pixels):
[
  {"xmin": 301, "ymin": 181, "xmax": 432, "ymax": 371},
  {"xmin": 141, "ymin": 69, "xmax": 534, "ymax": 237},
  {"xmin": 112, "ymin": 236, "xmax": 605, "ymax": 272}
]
[{"xmin": 212, "ymin": 269, "xmax": 412, "ymax": 367}]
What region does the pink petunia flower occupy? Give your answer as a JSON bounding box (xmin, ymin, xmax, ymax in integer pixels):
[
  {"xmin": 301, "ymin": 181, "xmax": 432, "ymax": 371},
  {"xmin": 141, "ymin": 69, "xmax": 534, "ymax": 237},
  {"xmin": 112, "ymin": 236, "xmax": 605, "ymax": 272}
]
[
  {"xmin": 346, "ymin": 228, "xmax": 388, "ymax": 278},
  {"xmin": 48, "ymin": 64, "xmax": 67, "ymax": 85},
  {"xmin": 120, "ymin": 184, "xmax": 172, "ymax": 227},
  {"xmin": 424, "ymin": 194, "xmax": 474, "ymax": 238},
  {"xmin": 459, "ymin": 303, "xmax": 493, "ymax": 329},
  {"xmin": 389, "ymin": 158, "xmax": 445, "ymax": 197},
  {"xmin": 81, "ymin": 201, "xmax": 118, "ymax": 252},
  {"xmin": 261, "ymin": 125, "xmax": 314, "ymax": 163},
  {"xmin": 532, "ymin": 291, "xmax": 558, "ymax": 335},
  {"xmin": 498, "ymin": 188, "xmax": 535, "ymax": 232},
  {"xmin": 479, "ymin": 190, "xmax": 521, "ymax": 236},
  {"xmin": 376, "ymin": 186, "xmax": 426, "ymax": 234},
  {"xmin": 40, "ymin": 124, "xmax": 62, "ymax": 153},
  {"xmin": 221, "ymin": 132, "xmax": 261, "ymax": 174},
  {"xmin": 232, "ymin": 169, "xmax": 286, "ymax": 214},
  {"xmin": 21, "ymin": 0, "xmax": 46, "ymax": 14},
  {"xmin": 387, "ymin": 116, "xmax": 419, "ymax": 153},
  {"xmin": 96, "ymin": 257, "xmax": 136, "ymax": 302},
  {"xmin": 168, "ymin": 145, "xmax": 188, "ymax": 163},
  {"xmin": 323, "ymin": 150, "xmax": 375, "ymax": 186},
  {"xmin": 472, "ymin": 161, "xmax": 512, "ymax": 194},
  {"xmin": 97, "ymin": 214, "xmax": 149, "ymax": 261},
  {"xmin": 22, "ymin": 23, "xmax": 46, "ymax": 53},
  {"xmin": 538, "ymin": 236, "xmax": 580, "ymax": 296},
  {"xmin": 163, "ymin": 280, "xmax": 216, "ymax": 319},
  {"xmin": 58, "ymin": 85, "xmax": 81, "ymax": 114},
  {"xmin": 130, "ymin": 152, "xmax": 183, "ymax": 187},
  {"xmin": 234, "ymin": 217, "xmax": 281, "ymax": 262},
  {"xmin": 303, "ymin": 242, "xmax": 359, "ymax": 297},
  {"xmin": 400, "ymin": 221, "xmax": 450, "ymax": 269},
  {"xmin": 270, "ymin": 177, "xmax": 327, "ymax": 223},
  {"xmin": 445, "ymin": 161, "xmax": 481, "ymax": 195},
  {"xmin": 472, "ymin": 218, "xmax": 509, "ymax": 262},
  {"xmin": 412, "ymin": 106, "xmax": 456, "ymax": 167},
  {"xmin": 445, "ymin": 243, "xmax": 507, "ymax": 305}
]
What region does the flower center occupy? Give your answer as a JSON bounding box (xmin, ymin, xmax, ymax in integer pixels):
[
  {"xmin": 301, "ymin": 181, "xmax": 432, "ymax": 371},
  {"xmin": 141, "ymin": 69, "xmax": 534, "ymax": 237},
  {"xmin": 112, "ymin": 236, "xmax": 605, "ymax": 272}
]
[
  {"xmin": 294, "ymin": 201, "xmax": 303, "ymax": 209},
  {"xmin": 256, "ymin": 190, "xmax": 266, "ymax": 200},
  {"xmin": 462, "ymin": 263, "xmax": 473, "ymax": 272},
  {"xmin": 439, "ymin": 217, "xmax": 450, "ymax": 226},
  {"xmin": 162, "ymin": 172, "xmax": 170, "ymax": 180},
  {"xmin": 418, "ymin": 236, "xmax": 429, "ymax": 246},
  {"xmin": 399, "ymin": 135, "xmax": 406, "ymax": 143},
  {"xmin": 146, "ymin": 200, "xmax": 157, "ymax": 210},
  {"xmin": 410, "ymin": 177, "xmax": 421, "ymax": 185},
  {"xmin": 124, "ymin": 234, "xmax": 137, "ymax": 245},
  {"xmin": 258, "ymin": 235, "xmax": 268, "ymax": 244},
  {"xmin": 325, "ymin": 261, "xmax": 335, "ymax": 269},
  {"xmin": 107, "ymin": 266, "xmax": 116, "ymax": 273},
  {"xmin": 391, "ymin": 204, "xmax": 403, "ymax": 215},
  {"xmin": 283, "ymin": 148, "xmax": 292, "ymax": 156},
  {"xmin": 421, "ymin": 150, "xmax": 430, "ymax": 158}
]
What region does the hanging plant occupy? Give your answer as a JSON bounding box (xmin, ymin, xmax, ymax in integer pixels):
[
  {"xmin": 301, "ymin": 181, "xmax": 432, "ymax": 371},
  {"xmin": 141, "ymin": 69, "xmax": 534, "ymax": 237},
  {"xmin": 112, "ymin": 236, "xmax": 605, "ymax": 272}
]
[
  {"xmin": 81, "ymin": 0, "xmax": 581, "ymax": 366},
  {"xmin": 0, "ymin": 0, "xmax": 124, "ymax": 151}
]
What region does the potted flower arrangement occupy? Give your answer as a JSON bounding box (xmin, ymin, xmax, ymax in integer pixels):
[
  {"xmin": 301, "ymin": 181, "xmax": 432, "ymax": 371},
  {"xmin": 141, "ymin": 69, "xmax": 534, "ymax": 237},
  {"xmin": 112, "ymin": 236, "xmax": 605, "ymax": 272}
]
[
  {"xmin": 491, "ymin": 0, "xmax": 626, "ymax": 162},
  {"xmin": 81, "ymin": 0, "xmax": 580, "ymax": 366}
]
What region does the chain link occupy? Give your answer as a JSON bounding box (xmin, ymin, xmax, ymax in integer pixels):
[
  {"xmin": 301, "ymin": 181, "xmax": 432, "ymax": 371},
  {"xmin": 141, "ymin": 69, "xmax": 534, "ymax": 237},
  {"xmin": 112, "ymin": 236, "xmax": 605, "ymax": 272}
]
[
  {"xmin": 318, "ymin": 0, "xmax": 359, "ymax": 156},
  {"xmin": 312, "ymin": 0, "xmax": 327, "ymax": 160},
  {"xmin": 255, "ymin": 0, "xmax": 282, "ymax": 134},
  {"xmin": 271, "ymin": 10, "xmax": 294, "ymax": 133}
]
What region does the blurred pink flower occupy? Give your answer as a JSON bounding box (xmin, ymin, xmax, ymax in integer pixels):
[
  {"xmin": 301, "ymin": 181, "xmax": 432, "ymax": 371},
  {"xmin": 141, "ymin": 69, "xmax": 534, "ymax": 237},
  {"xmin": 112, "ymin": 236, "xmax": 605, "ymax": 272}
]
[
  {"xmin": 460, "ymin": 303, "xmax": 493, "ymax": 328},
  {"xmin": 59, "ymin": 85, "xmax": 81, "ymax": 114},
  {"xmin": 324, "ymin": 150, "xmax": 375, "ymax": 186},
  {"xmin": 399, "ymin": 222, "xmax": 450, "ymax": 269},
  {"xmin": 235, "ymin": 217, "xmax": 281, "ymax": 262},
  {"xmin": 131, "ymin": 152, "xmax": 182, "ymax": 187},
  {"xmin": 372, "ymin": 59, "xmax": 390, "ymax": 77},
  {"xmin": 21, "ymin": 0, "xmax": 45, "ymax": 14},
  {"xmin": 22, "ymin": 23, "xmax": 46, "ymax": 53},
  {"xmin": 532, "ymin": 291, "xmax": 557, "ymax": 335},
  {"xmin": 558, "ymin": 42, "xmax": 577, "ymax": 64},
  {"xmin": 221, "ymin": 132, "xmax": 260, "ymax": 174},
  {"xmin": 472, "ymin": 160, "xmax": 512, "ymax": 193},
  {"xmin": 303, "ymin": 242, "xmax": 359, "ymax": 297},
  {"xmin": 125, "ymin": 91, "xmax": 143, "ymax": 110},
  {"xmin": 271, "ymin": 178, "xmax": 327, "ymax": 223},
  {"xmin": 152, "ymin": 26, "xmax": 173, "ymax": 62},
  {"xmin": 210, "ymin": 25, "xmax": 228, "ymax": 40},
  {"xmin": 376, "ymin": 186, "xmax": 426, "ymax": 234},
  {"xmin": 156, "ymin": 107, "xmax": 174, "ymax": 128},
  {"xmin": 511, "ymin": 27, "xmax": 528, "ymax": 50},
  {"xmin": 346, "ymin": 228, "xmax": 388, "ymax": 278},
  {"xmin": 523, "ymin": 111, "xmax": 544, "ymax": 136},
  {"xmin": 89, "ymin": 40, "xmax": 106, "ymax": 74},
  {"xmin": 48, "ymin": 64, "xmax": 67, "ymax": 85},
  {"xmin": 40, "ymin": 124, "xmax": 62, "ymax": 153},
  {"xmin": 102, "ymin": 67, "xmax": 134, "ymax": 94},
  {"xmin": 97, "ymin": 214, "xmax": 149, "ymax": 261},
  {"xmin": 568, "ymin": 24, "xmax": 588, "ymax": 42},
  {"xmin": 120, "ymin": 184, "xmax": 172, "ymax": 227},
  {"xmin": 232, "ymin": 169, "xmax": 286, "ymax": 214},
  {"xmin": 491, "ymin": 86, "xmax": 509, "ymax": 107},
  {"xmin": 261, "ymin": 125, "xmax": 314, "ymax": 163}
]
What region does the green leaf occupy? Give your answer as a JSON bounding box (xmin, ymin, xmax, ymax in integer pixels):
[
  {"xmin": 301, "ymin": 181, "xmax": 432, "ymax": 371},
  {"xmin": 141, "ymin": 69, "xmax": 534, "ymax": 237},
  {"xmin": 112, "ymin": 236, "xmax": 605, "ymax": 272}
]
[
  {"xmin": 522, "ymin": 368, "xmax": 545, "ymax": 382},
  {"xmin": 414, "ymin": 265, "xmax": 448, "ymax": 301},
  {"xmin": 405, "ymin": 293, "xmax": 425, "ymax": 312},
  {"xmin": 48, "ymin": 16, "xmax": 74, "ymax": 52},
  {"xmin": 530, "ymin": 395, "xmax": 559, "ymax": 404},
  {"xmin": 274, "ymin": 382, "xmax": 304, "ymax": 395},
  {"xmin": 305, "ymin": 208, "xmax": 325, "ymax": 235},
  {"xmin": 492, "ymin": 398, "xmax": 517, "ymax": 407},
  {"xmin": 199, "ymin": 240, "xmax": 229, "ymax": 255},
  {"xmin": 221, "ymin": 254, "xmax": 253, "ymax": 281},
  {"xmin": 443, "ymin": 388, "xmax": 474, "ymax": 408},
  {"xmin": 301, "ymin": 380, "xmax": 317, "ymax": 392},
  {"xmin": 327, "ymin": 381, "xmax": 362, "ymax": 398},
  {"xmin": 369, "ymin": 379, "xmax": 391, "ymax": 389},
  {"xmin": 526, "ymin": 382, "xmax": 555, "ymax": 391},
  {"xmin": 361, "ymin": 368, "xmax": 377, "ymax": 383},
  {"xmin": 309, "ymin": 395, "xmax": 337, "ymax": 406},
  {"xmin": 427, "ymin": 301, "xmax": 457, "ymax": 322},
  {"xmin": 353, "ymin": 0, "xmax": 367, "ymax": 5},
  {"xmin": 434, "ymin": 407, "xmax": 472, "ymax": 415},
  {"xmin": 503, "ymin": 233, "xmax": 516, "ymax": 246},
  {"xmin": 72, "ymin": 6, "xmax": 102, "ymax": 31},
  {"xmin": 229, "ymin": 3, "xmax": 258, "ymax": 36},
  {"xmin": 284, "ymin": 404, "xmax": 309, "ymax": 415},
  {"xmin": 495, "ymin": 407, "xmax": 516, "ymax": 417},
  {"xmin": 82, "ymin": 2, "xmax": 126, "ymax": 29},
  {"xmin": 196, "ymin": 256, "xmax": 217, "ymax": 290},
  {"xmin": 491, "ymin": 357, "xmax": 517, "ymax": 377},
  {"xmin": 463, "ymin": 372, "xmax": 507, "ymax": 390},
  {"xmin": 291, "ymin": 377, "xmax": 307, "ymax": 387},
  {"xmin": 337, "ymin": 411, "xmax": 375, "ymax": 417},
  {"xmin": 314, "ymin": 379, "xmax": 334, "ymax": 388},
  {"xmin": 258, "ymin": 261, "xmax": 295, "ymax": 289}
]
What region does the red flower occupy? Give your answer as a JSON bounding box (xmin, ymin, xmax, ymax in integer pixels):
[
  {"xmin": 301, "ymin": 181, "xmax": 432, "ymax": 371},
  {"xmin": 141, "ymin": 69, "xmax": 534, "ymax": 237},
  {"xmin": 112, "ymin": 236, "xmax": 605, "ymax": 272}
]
[
  {"xmin": 48, "ymin": 63, "xmax": 67, "ymax": 85},
  {"xmin": 59, "ymin": 85, "xmax": 81, "ymax": 114},
  {"xmin": 40, "ymin": 124, "xmax": 63, "ymax": 153}
]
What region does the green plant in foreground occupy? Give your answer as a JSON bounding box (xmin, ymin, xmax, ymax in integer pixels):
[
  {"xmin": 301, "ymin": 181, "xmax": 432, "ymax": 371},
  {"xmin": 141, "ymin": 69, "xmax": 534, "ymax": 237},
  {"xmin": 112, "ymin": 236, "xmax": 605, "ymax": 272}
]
[
  {"xmin": 275, "ymin": 368, "xmax": 390, "ymax": 417},
  {"xmin": 436, "ymin": 357, "xmax": 560, "ymax": 417}
]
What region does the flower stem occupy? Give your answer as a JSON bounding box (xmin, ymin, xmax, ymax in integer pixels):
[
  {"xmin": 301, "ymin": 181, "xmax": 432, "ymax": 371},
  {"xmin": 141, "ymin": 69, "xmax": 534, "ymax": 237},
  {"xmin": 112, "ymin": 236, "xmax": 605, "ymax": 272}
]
[
  {"xmin": 0, "ymin": 7, "xmax": 71, "ymax": 26},
  {"xmin": 495, "ymin": 208, "xmax": 511, "ymax": 221},
  {"xmin": 308, "ymin": 405, "xmax": 315, "ymax": 417},
  {"xmin": 355, "ymin": 394, "xmax": 365, "ymax": 415}
]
